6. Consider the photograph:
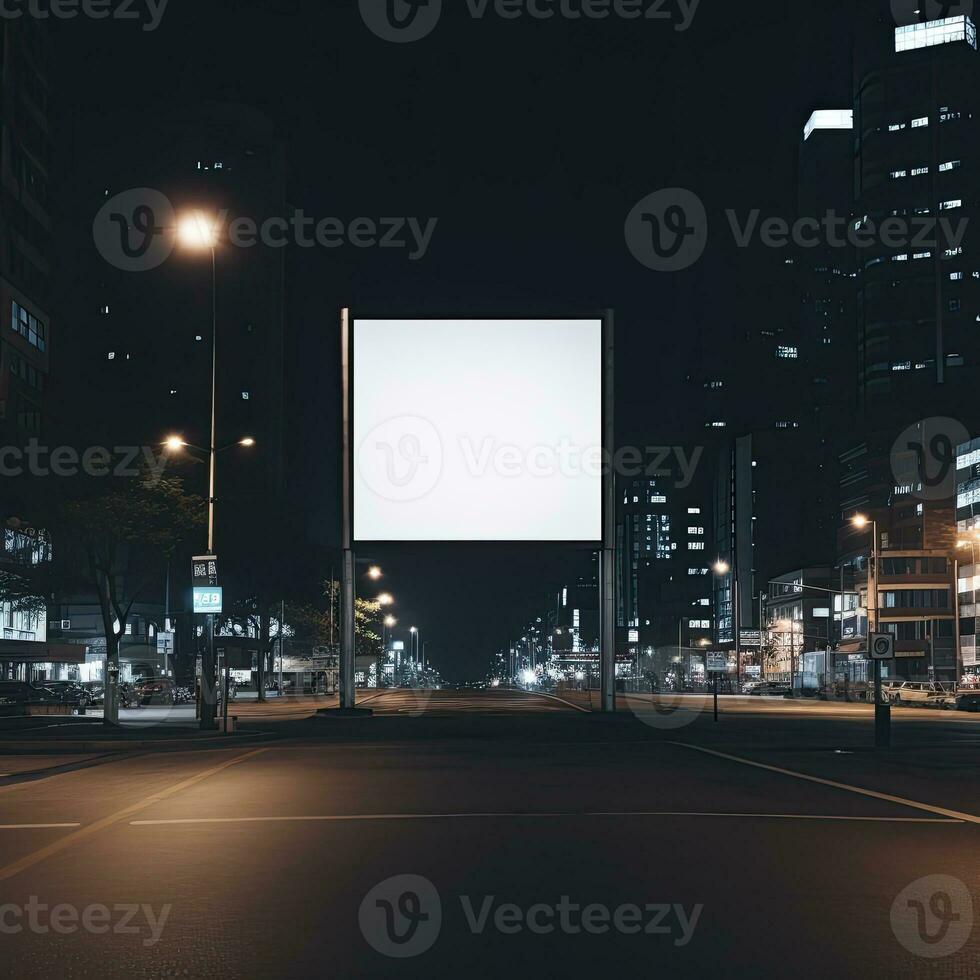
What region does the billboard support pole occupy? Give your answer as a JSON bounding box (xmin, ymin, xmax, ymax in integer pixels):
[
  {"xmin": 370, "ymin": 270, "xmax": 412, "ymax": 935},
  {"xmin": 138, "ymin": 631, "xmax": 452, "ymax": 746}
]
[
  {"xmin": 601, "ymin": 310, "xmax": 616, "ymax": 713},
  {"xmin": 339, "ymin": 307, "xmax": 357, "ymax": 710}
]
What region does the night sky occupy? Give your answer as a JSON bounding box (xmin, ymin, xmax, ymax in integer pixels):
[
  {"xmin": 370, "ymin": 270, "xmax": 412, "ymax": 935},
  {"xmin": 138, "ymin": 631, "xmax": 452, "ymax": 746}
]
[{"xmin": 55, "ymin": 0, "xmax": 855, "ymax": 678}]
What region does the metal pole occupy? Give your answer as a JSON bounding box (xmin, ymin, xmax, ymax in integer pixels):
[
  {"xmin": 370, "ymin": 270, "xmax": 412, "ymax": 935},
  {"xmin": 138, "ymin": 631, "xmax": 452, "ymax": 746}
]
[
  {"xmin": 600, "ymin": 311, "xmax": 616, "ymax": 712},
  {"xmin": 954, "ymin": 557, "xmax": 962, "ymax": 689},
  {"xmin": 199, "ymin": 246, "xmax": 219, "ymax": 731},
  {"xmin": 207, "ymin": 246, "xmax": 217, "ymax": 555},
  {"xmin": 338, "ymin": 308, "xmax": 358, "ymax": 711},
  {"xmin": 871, "ymin": 519, "xmax": 890, "ymax": 747},
  {"xmin": 734, "ymin": 572, "xmax": 741, "ymax": 694}
]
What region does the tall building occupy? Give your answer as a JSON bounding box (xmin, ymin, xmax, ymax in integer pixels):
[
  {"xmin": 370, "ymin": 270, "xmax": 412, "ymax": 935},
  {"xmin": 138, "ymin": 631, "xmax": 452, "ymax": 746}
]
[
  {"xmin": 829, "ymin": 8, "xmax": 980, "ymax": 683},
  {"xmin": 617, "ymin": 462, "xmax": 713, "ymax": 668},
  {"xmin": 854, "ymin": 11, "xmax": 980, "ymax": 421},
  {"xmin": 0, "ymin": 17, "xmax": 51, "ymax": 449},
  {"xmin": 0, "ymin": 18, "xmax": 61, "ymax": 681}
]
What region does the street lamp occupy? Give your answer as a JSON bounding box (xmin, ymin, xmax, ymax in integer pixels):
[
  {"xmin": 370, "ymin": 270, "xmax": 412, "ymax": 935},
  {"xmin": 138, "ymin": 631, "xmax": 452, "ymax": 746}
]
[
  {"xmin": 852, "ymin": 512, "xmax": 889, "ymax": 747},
  {"xmin": 176, "ymin": 211, "xmax": 222, "ymax": 730},
  {"xmin": 367, "ymin": 566, "xmax": 383, "ymax": 580},
  {"xmin": 409, "ymin": 626, "xmax": 419, "ymax": 679},
  {"xmin": 376, "ymin": 592, "xmax": 394, "ymax": 607},
  {"xmin": 382, "ymin": 614, "xmax": 396, "ymax": 663}
]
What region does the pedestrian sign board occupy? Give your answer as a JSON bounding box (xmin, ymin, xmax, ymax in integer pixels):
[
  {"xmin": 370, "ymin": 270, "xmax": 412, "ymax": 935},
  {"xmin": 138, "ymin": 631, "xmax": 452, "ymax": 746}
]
[
  {"xmin": 706, "ymin": 653, "xmax": 729, "ymax": 673},
  {"xmin": 869, "ymin": 632, "xmax": 895, "ymax": 660},
  {"xmin": 193, "ymin": 586, "xmax": 223, "ymax": 614}
]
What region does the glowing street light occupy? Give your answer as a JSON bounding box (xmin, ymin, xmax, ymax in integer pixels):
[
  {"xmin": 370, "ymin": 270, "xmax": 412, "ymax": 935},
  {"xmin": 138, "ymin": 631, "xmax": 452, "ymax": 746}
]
[
  {"xmin": 178, "ymin": 211, "xmax": 218, "ymax": 250},
  {"xmin": 376, "ymin": 592, "xmax": 394, "ymax": 607},
  {"xmin": 713, "ymin": 560, "xmax": 730, "ymax": 575},
  {"xmin": 384, "ymin": 615, "xmax": 396, "ymax": 628},
  {"xmin": 367, "ymin": 565, "xmax": 383, "ymax": 580}
]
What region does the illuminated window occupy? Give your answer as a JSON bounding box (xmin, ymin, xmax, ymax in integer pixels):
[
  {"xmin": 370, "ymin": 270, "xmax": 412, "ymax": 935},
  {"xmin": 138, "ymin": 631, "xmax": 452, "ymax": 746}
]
[
  {"xmin": 803, "ymin": 109, "xmax": 853, "ymax": 141},
  {"xmin": 895, "ymin": 15, "xmax": 977, "ymax": 53}
]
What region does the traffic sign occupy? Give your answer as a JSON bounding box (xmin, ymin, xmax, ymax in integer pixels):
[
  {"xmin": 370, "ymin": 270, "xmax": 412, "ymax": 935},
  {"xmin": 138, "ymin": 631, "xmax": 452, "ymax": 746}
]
[
  {"xmin": 156, "ymin": 631, "xmax": 175, "ymax": 655},
  {"xmin": 869, "ymin": 632, "xmax": 895, "ymax": 661}
]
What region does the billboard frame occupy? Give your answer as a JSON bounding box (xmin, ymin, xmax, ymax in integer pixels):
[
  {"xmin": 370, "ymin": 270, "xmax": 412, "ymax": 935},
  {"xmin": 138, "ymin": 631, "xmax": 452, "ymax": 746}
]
[
  {"xmin": 347, "ymin": 311, "xmax": 610, "ymax": 548},
  {"xmin": 336, "ymin": 309, "xmax": 616, "ymax": 713}
]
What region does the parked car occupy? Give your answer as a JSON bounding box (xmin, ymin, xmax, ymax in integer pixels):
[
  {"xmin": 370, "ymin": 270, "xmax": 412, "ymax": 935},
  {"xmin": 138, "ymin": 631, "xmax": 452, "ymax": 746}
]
[
  {"xmin": 747, "ymin": 682, "xmax": 791, "ymax": 696},
  {"xmin": 0, "ymin": 681, "xmax": 65, "ymax": 705},
  {"xmin": 886, "ymin": 681, "xmax": 955, "ymax": 705},
  {"xmin": 41, "ymin": 681, "xmax": 92, "ymax": 707},
  {"xmin": 133, "ymin": 676, "xmax": 176, "ymax": 705},
  {"xmin": 951, "ymin": 691, "xmax": 980, "ymax": 712}
]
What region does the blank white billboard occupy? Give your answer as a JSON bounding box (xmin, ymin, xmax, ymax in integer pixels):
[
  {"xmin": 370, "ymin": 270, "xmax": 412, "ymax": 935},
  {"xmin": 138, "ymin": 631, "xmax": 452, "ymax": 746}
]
[{"xmin": 353, "ymin": 317, "xmax": 603, "ymax": 542}]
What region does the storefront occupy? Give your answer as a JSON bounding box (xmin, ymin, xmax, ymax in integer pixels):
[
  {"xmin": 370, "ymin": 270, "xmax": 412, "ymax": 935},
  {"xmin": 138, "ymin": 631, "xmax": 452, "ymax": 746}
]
[{"xmin": 0, "ymin": 639, "xmax": 89, "ymax": 681}]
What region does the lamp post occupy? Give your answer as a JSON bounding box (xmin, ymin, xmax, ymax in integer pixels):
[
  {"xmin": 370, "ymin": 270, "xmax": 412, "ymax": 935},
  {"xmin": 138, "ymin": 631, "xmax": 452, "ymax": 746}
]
[
  {"xmin": 382, "ymin": 614, "xmax": 396, "ymax": 685},
  {"xmin": 852, "ymin": 513, "xmax": 889, "ymax": 747},
  {"xmin": 176, "ymin": 212, "xmax": 222, "ymax": 730},
  {"xmin": 409, "ymin": 626, "xmax": 419, "ymax": 684},
  {"xmin": 165, "ymin": 435, "xmax": 254, "ymax": 727}
]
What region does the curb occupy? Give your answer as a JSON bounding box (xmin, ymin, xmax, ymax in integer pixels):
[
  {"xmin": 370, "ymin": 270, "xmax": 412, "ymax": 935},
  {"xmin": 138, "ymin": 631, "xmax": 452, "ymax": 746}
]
[{"xmin": 0, "ymin": 731, "xmax": 272, "ymax": 753}]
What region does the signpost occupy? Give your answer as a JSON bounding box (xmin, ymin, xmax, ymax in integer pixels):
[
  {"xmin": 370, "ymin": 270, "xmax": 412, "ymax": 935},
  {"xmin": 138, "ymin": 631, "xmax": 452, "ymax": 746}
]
[
  {"xmin": 156, "ymin": 631, "xmax": 175, "ymax": 676},
  {"xmin": 869, "ymin": 632, "xmax": 893, "ymax": 748},
  {"xmin": 706, "ymin": 652, "xmax": 729, "ymax": 722},
  {"xmin": 192, "ymin": 555, "xmax": 220, "ymax": 730}
]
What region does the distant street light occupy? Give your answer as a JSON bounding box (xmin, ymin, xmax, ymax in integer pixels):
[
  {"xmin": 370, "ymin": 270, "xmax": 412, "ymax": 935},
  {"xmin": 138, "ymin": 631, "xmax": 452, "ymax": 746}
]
[
  {"xmin": 376, "ymin": 592, "xmax": 394, "ymax": 607},
  {"xmin": 367, "ymin": 565, "xmax": 383, "ymax": 580}
]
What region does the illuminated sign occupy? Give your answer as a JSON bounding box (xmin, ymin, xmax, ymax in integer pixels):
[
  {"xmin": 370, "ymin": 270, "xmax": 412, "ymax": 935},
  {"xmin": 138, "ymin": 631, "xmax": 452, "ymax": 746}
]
[{"xmin": 193, "ymin": 586, "xmax": 223, "ymax": 614}]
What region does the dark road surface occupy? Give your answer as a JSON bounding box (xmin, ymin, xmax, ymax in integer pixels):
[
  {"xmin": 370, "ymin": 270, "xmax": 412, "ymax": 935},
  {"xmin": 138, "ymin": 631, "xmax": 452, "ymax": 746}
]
[{"xmin": 0, "ymin": 689, "xmax": 978, "ymax": 978}]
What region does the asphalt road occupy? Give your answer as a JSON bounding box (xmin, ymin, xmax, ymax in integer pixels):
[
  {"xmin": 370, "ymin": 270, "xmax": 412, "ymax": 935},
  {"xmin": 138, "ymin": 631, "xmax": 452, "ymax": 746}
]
[{"xmin": 0, "ymin": 689, "xmax": 977, "ymax": 978}]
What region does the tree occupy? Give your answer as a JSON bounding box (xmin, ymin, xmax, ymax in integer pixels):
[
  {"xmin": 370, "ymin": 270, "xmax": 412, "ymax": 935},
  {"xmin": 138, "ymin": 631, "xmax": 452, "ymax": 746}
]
[{"xmin": 51, "ymin": 470, "xmax": 204, "ymax": 724}]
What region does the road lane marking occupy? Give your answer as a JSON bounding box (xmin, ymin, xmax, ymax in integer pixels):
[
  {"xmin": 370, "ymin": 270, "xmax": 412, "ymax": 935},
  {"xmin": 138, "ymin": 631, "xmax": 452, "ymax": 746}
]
[
  {"xmin": 0, "ymin": 747, "xmax": 267, "ymax": 882},
  {"xmin": 671, "ymin": 742, "xmax": 980, "ymax": 826},
  {"xmin": 129, "ymin": 811, "xmax": 961, "ymax": 826},
  {"xmin": 0, "ymin": 823, "xmax": 82, "ymax": 830}
]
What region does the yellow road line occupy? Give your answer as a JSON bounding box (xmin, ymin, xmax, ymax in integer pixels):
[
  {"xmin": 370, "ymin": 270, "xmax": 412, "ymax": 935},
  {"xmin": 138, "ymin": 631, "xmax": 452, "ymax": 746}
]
[{"xmin": 0, "ymin": 747, "xmax": 267, "ymax": 882}]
